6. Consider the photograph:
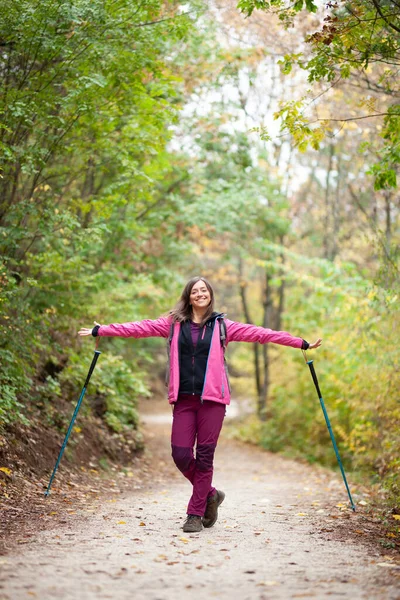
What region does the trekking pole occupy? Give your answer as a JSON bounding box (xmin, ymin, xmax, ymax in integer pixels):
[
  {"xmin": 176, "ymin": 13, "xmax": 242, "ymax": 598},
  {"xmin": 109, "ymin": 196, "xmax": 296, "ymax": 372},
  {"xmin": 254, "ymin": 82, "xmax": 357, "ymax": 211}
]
[
  {"xmin": 302, "ymin": 350, "xmax": 356, "ymax": 512},
  {"xmin": 44, "ymin": 344, "xmax": 101, "ymax": 497}
]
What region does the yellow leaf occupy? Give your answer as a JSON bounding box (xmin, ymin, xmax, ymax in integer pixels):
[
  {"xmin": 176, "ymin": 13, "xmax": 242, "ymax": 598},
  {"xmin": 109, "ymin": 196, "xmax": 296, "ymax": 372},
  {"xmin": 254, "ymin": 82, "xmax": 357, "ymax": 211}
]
[
  {"xmin": 73, "ymin": 427, "xmax": 81, "ymax": 433},
  {"xmin": 179, "ymin": 537, "xmax": 190, "ymax": 543},
  {"xmin": 49, "ymin": 512, "xmax": 57, "ymax": 516},
  {"xmin": 377, "ymin": 563, "xmax": 400, "ymax": 570},
  {"xmin": 296, "ymin": 513, "xmax": 308, "ymax": 517},
  {"xmin": 0, "ymin": 467, "xmax": 11, "ymax": 475},
  {"xmin": 117, "ymin": 521, "xmax": 126, "ymax": 525},
  {"xmin": 393, "ymin": 515, "xmax": 400, "ymax": 520},
  {"xmin": 139, "ymin": 522, "xmax": 146, "ymax": 526}
]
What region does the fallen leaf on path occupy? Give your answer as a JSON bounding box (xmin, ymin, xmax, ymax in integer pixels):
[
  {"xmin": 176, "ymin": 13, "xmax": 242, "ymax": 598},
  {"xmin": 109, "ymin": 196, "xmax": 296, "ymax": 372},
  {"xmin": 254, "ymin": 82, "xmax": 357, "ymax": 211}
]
[
  {"xmin": 117, "ymin": 521, "xmax": 126, "ymax": 525},
  {"xmin": 139, "ymin": 522, "xmax": 146, "ymax": 526},
  {"xmin": 179, "ymin": 537, "xmax": 190, "ymax": 543},
  {"xmin": 296, "ymin": 513, "xmax": 308, "ymax": 517},
  {"xmin": 257, "ymin": 581, "xmax": 279, "ymax": 586}
]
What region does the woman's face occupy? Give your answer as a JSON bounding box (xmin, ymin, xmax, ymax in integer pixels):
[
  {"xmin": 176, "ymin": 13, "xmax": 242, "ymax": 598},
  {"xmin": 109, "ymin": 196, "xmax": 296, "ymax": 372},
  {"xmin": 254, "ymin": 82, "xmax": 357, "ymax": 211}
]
[{"xmin": 190, "ymin": 280, "xmax": 211, "ymax": 310}]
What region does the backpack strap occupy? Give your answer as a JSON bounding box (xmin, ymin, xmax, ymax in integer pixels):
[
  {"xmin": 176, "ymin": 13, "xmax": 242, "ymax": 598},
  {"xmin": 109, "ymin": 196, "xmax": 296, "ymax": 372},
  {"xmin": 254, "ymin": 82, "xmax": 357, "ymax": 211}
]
[
  {"xmin": 165, "ymin": 321, "xmax": 175, "ymax": 388},
  {"xmin": 219, "ymin": 317, "xmax": 227, "ymax": 350},
  {"xmin": 168, "ymin": 321, "xmax": 175, "ymax": 344}
]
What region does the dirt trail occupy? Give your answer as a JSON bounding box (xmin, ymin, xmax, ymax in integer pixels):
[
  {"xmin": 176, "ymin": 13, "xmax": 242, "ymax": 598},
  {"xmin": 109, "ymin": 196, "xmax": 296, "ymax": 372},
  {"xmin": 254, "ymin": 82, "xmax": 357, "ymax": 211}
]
[{"xmin": 1, "ymin": 403, "xmax": 399, "ymax": 600}]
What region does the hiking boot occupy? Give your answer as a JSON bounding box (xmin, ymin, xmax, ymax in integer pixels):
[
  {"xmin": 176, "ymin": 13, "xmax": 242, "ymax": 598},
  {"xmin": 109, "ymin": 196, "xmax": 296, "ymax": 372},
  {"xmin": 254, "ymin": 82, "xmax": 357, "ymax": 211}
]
[
  {"xmin": 182, "ymin": 515, "xmax": 203, "ymax": 533},
  {"xmin": 202, "ymin": 489, "xmax": 225, "ymax": 528}
]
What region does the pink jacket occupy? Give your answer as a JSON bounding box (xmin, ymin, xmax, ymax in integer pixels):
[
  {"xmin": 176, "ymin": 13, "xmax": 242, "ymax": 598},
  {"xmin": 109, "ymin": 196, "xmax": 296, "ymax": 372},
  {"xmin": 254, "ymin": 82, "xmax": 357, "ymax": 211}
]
[{"xmin": 97, "ymin": 316, "xmax": 304, "ymax": 406}]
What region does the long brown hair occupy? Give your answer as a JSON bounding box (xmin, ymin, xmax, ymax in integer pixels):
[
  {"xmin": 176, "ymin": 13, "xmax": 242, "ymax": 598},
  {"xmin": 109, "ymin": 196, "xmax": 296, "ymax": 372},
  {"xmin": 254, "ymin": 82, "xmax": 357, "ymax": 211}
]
[{"xmin": 169, "ymin": 276, "xmax": 215, "ymax": 326}]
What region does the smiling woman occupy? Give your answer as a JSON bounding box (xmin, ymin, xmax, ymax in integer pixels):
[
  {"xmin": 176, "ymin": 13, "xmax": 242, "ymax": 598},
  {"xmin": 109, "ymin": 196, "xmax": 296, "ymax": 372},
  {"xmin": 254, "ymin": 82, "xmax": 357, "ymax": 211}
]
[{"xmin": 78, "ymin": 276, "xmax": 321, "ymax": 534}]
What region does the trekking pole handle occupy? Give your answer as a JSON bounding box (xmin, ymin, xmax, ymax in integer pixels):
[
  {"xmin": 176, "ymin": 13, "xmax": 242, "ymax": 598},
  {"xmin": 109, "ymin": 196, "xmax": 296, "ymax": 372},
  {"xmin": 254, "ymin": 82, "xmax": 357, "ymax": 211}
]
[
  {"xmin": 307, "ymin": 360, "xmax": 322, "ymax": 399},
  {"xmin": 83, "ymin": 350, "xmax": 101, "ymax": 388}
]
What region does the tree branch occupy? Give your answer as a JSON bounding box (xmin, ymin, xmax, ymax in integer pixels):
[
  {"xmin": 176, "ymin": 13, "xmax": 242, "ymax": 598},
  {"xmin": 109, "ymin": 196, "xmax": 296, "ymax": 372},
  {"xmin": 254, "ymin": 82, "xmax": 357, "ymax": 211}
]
[{"xmin": 371, "ymin": 0, "xmax": 400, "ymax": 33}]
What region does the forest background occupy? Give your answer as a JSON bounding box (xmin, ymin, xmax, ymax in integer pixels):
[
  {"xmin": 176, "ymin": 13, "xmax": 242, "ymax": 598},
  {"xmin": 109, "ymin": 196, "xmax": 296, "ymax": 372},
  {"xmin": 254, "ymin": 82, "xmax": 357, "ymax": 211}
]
[{"xmin": 0, "ymin": 0, "xmax": 399, "ymax": 510}]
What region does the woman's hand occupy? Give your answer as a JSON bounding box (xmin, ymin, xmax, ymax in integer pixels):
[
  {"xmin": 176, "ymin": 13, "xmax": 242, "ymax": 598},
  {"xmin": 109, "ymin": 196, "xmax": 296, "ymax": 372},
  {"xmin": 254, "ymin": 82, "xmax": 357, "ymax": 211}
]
[
  {"xmin": 78, "ymin": 321, "xmax": 101, "ymax": 337},
  {"xmin": 309, "ymin": 338, "xmax": 322, "ymax": 349}
]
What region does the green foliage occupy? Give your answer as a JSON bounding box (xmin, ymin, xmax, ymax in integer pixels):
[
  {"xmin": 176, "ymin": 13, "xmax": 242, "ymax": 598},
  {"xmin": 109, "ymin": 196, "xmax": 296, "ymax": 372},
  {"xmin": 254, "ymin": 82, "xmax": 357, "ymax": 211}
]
[
  {"xmin": 60, "ymin": 352, "xmax": 149, "ymax": 433},
  {"xmin": 237, "ymin": 0, "xmax": 317, "ymax": 18},
  {"xmin": 0, "ymin": 0, "xmax": 199, "ymax": 432},
  {"xmin": 231, "ymin": 247, "xmax": 400, "ymax": 504}
]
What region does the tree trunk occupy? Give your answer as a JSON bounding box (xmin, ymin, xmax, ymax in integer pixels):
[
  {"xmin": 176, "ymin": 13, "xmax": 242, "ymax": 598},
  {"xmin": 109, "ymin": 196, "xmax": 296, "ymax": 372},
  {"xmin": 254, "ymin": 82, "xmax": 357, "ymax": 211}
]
[
  {"xmin": 238, "ymin": 256, "xmax": 262, "ymax": 408},
  {"xmin": 324, "ymin": 143, "xmax": 334, "ymax": 260},
  {"xmin": 258, "ymin": 271, "xmax": 273, "ymax": 421}
]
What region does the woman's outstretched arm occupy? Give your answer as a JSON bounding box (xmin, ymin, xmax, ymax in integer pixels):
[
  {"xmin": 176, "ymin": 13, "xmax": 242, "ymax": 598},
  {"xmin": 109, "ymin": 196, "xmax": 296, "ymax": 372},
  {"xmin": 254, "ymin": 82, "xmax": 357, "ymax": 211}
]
[
  {"xmin": 78, "ymin": 317, "xmax": 171, "ymax": 339},
  {"xmin": 224, "ymin": 319, "xmax": 322, "ymax": 350}
]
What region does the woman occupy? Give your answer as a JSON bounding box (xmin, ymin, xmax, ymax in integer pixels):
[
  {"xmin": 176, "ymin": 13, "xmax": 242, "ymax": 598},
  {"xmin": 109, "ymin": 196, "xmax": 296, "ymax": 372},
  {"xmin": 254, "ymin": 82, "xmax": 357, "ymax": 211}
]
[{"xmin": 78, "ymin": 276, "xmax": 322, "ymax": 533}]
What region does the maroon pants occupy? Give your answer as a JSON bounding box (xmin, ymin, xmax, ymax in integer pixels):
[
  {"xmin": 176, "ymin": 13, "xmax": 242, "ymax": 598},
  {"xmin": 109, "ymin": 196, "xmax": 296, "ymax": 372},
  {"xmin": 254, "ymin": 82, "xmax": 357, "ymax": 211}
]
[{"xmin": 171, "ymin": 394, "xmax": 225, "ymax": 516}]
